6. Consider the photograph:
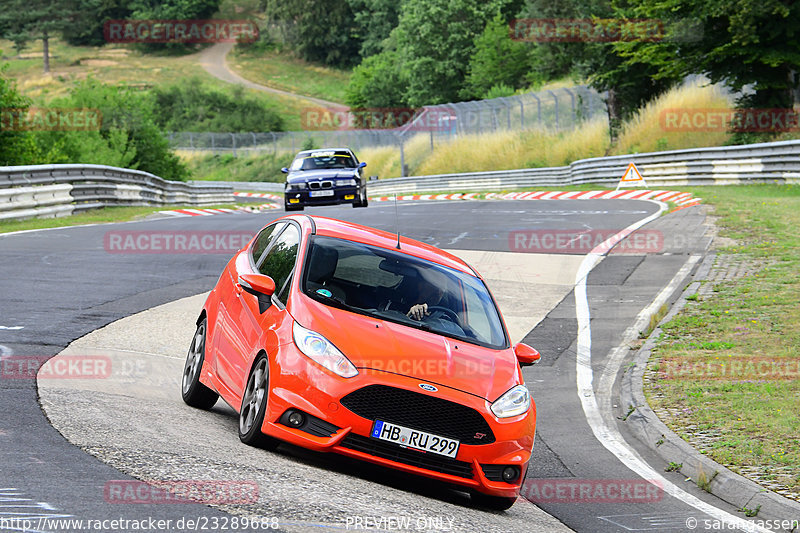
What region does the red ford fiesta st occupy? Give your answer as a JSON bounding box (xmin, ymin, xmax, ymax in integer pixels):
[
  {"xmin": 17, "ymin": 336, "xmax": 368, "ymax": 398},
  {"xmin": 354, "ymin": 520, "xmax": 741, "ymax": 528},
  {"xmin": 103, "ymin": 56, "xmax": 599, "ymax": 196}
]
[{"xmin": 181, "ymin": 214, "xmax": 540, "ymax": 510}]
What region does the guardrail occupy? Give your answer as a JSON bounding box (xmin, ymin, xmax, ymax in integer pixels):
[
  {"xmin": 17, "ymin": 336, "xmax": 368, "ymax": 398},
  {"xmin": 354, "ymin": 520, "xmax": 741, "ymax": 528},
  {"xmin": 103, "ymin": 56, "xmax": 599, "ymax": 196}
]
[
  {"xmin": 366, "ymin": 139, "xmax": 800, "ymax": 195},
  {"xmin": 0, "ymin": 164, "xmax": 233, "ymax": 221},
  {"xmin": 4, "ymin": 140, "xmax": 799, "ymax": 221}
]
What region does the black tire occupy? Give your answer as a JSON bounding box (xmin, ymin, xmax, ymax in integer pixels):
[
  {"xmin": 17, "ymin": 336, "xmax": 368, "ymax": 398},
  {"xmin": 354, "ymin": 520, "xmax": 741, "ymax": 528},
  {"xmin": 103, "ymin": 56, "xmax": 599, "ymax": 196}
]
[
  {"xmin": 181, "ymin": 319, "xmax": 219, "ymax": 409},
  {"xmin": 471, "ymin": 492, "xmax": 517, "ymax": 512},
  {"xmin": 238, "ymin": 354, "xmax": 279, "ymax": 450},
  {"xmin": 353, "ymin": 187, "xmax": 369, "ymax": 208}
]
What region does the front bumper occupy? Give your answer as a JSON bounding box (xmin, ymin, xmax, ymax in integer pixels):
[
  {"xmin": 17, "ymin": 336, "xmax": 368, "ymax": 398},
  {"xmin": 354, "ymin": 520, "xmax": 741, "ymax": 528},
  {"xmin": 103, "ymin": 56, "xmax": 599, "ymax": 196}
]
[
  {"xmin": 285, "ymin": 186, "xmax": 360, "ymax": 206},
  {"xmin": 262, "ymin": 341, "xmax": 535, "ymax": 497}
]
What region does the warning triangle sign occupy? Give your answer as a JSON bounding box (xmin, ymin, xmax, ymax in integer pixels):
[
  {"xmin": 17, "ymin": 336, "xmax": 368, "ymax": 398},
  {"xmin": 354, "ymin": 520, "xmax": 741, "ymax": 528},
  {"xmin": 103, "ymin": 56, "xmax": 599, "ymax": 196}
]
[{"xmin": 617, "ymin": 162, "xmax": 646, "ymax": 189}]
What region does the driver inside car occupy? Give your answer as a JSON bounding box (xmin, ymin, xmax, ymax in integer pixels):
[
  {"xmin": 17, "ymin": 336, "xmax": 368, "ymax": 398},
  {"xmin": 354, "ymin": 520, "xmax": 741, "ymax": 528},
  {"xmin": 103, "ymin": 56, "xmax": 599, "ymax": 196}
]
[{"xmin": 399, "ymin": 268, "xmax": 458, "ymax": 321}]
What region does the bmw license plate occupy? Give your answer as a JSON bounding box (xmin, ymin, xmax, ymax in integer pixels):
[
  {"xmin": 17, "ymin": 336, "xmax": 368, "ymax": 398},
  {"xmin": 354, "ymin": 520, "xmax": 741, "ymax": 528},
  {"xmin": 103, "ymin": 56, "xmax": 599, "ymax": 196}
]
[
  {"xmin": 310, "ymin": 190, "xmax": 334, "ymax": 197},
  {"xmin": 371, "ymin": 420, "xmax": 460, "ymax": 458}
]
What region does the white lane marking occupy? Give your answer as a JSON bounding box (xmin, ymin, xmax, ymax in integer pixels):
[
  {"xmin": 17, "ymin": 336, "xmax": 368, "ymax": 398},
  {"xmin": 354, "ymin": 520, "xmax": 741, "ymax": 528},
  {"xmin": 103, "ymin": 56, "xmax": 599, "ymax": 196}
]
[
  {"xmin": 0, "ymin": 345, "xmax": 12, "ymax": 356},
  {"xmin": 0, "ymin": 326, "xmax": 24, "ymax": 330},
  {"xmin": 573, "ymin": 202, "xmax": 772, "ymax": 532},
  {"xmin": 448, "ymin": 232, "xmax": 469, "ymax": 245}
]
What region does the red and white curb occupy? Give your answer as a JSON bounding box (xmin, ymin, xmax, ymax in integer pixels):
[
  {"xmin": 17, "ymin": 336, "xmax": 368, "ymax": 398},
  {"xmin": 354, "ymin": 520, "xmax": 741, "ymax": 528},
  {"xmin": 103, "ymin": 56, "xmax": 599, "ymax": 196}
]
[
  {"xmin": 368, "ymin": 190, "xmax": 702, "ymax": 208},
  {"xmin": 159, "ymin": 203, "xmax": 279, "ymax": 217},
  {"xmin": 159, "ymin": 190, "xmax": 701, "ymax": 217},
  {"xmin": 234, "ymin": 192, "xmax": 282, "ymax": 201}
]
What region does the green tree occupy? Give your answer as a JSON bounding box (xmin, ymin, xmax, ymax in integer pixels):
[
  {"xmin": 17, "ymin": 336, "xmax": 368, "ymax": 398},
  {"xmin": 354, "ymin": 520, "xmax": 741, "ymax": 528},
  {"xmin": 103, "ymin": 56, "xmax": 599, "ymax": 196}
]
[
  {"xmin": 394, "ymin": 0, "xmax": 507, "ymax": 106},
  {"xmin": 129, "ymin": 0, "xmax": 221, "ymax": 53},
  {"xmin": 61, "ymin": 79, "xmax": 187, "ymax": 180},
  {"xmin": 0, "ymin": 0, "xmax": 81, "ymax": 72},
  {"xmin": 263, "ymin": 0, "xmax": 361, "ymax": 67},
  {"xmin": 0, "ymin": 65, "xmax": 38, "ymax": 165},
  {"xmin": 461, "ymin": 14, "xmax": 531, "ymax": 99},
  {"xmin": 62, "ymin": 0, "xmax": 134, "ymax": 46},
  {"xmin": 614, "ymin": 0, "xmax": 800, "ymax": 111},
  {"xmin": 520, "ymin": 0, "xmax": 681, "ymax": 140},
  {"xmin": 345, "ymin": 49, "xmax": 408, "ymax": 108},
  {"xmin": 346, "ymin": 0, "xmax": 403, "ymax": 59},
  {"xmin": 152, "ymin": 82, "xmax": 284, "ymax": 132}
]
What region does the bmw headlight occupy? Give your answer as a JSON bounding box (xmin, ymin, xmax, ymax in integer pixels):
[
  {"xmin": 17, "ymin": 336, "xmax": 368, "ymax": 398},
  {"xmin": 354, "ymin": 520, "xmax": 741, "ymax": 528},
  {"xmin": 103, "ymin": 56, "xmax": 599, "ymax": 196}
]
[
  {"xmin": 490, "ymin": 385, "xmax": 530, "ymax": 418},
  {"xmin": 292, "ymin": 322, "xmax": 358, "ymax": 378},
  {"xmin": 336, "ymin": 178, "xmax": 357, "ymax": 186},
  {"xmin": 286, "ymin": 182, "xmax": 307, "ymax": 191}
]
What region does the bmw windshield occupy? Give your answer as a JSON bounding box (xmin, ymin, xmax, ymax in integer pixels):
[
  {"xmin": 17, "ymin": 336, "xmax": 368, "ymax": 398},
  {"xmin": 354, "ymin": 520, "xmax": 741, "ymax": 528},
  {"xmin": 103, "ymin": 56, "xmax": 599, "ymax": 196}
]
[
  {"xmin": 290, "ymin": 151, "xmax": 357, "ymax": 171},
  {"xmin": 301, "ymin": 236, "xmax": 508, "ymax": 349}
]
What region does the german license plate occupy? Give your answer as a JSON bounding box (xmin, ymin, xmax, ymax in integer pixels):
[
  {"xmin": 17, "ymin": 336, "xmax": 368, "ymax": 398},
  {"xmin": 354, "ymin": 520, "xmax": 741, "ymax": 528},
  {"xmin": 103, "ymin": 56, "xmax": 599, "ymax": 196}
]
[
  {"xmin": 310, "ymin": 190, "xmax": 334, "ymax": 197},
  {"xmin": 370, "ymin": 420, "xmax": 460, "ymax": 458}
]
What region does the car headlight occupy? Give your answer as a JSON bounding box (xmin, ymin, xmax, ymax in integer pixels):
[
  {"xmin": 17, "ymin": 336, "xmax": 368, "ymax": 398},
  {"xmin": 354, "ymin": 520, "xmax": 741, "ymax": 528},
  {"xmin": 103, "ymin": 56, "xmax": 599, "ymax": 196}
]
[
  {"xmin": 336, "ymin": 179, "xmax": 357, "ymax": 186},
  {"xmin": 490, "ymin": 385, "xmax": 530, "ymax": 418},
  {"xmin": 286, "ymin": 182, "xmax": 307, "ymax": 191},
  {"xmin": 292, "ymin": 322, "xmax": 358, "ymax": 378}
]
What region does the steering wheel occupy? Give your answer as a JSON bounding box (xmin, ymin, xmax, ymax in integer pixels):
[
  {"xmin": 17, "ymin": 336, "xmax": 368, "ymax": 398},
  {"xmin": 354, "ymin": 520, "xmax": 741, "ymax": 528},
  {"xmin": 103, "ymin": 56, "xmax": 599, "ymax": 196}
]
[{"xmin": 424, "ymin": 306, "xmax": 460, "ymax": 324}]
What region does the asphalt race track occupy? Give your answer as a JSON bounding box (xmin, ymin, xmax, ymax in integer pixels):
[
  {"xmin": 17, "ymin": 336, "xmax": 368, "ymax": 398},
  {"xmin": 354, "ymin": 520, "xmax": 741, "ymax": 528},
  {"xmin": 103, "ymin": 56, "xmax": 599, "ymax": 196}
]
[{"xmin": 0, "ymin": 200, "xmax": 753, "ymax": 532}]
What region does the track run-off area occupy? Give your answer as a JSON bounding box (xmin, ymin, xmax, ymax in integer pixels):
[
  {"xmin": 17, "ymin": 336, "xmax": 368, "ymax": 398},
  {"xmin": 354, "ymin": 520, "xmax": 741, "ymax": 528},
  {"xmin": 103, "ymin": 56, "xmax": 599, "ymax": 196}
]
[{"xmin": 0, "ymin": 198, "xmax": 763, "ymax": 532}]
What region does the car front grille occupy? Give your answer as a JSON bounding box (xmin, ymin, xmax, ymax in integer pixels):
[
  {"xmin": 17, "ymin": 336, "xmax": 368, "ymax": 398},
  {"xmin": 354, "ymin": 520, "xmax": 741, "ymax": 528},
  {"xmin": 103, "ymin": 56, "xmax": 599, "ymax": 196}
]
[
  {"xmin": 340, "ymin": 384, "xmax": 495, "ymax": 445},
  {"xmin": 339, "ymin": 433, "xmax": 474, "ymax": 479}
]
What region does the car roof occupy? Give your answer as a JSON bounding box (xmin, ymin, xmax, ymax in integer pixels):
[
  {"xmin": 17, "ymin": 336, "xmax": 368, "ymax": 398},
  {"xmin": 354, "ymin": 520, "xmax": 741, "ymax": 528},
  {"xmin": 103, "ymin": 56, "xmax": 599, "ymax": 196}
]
[
  {"xmin": 284, "ymin": 214, "xmax": 476, "ymax": 276},
  {"xmin": 294, "ymin": 148, "xmax": 354, "ymax": 157}
]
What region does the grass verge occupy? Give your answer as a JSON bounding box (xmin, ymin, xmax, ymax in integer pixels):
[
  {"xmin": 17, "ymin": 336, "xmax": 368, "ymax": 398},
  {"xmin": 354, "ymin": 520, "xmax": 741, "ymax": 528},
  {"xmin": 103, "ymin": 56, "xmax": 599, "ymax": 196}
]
[
  {"xmin": 0, "ymin": 204, "xmax": 238, "ymax": 234},
  {"xmin": 0, "ymin": 37, "xmax": 313, "ymax": 130},
  {"xmin": 645, "ymin": 184, "xmax": 800, "ymax": 499},
  {"xmin": 229, "ymin": 48, "xmax": 350, "ymax": 104}
]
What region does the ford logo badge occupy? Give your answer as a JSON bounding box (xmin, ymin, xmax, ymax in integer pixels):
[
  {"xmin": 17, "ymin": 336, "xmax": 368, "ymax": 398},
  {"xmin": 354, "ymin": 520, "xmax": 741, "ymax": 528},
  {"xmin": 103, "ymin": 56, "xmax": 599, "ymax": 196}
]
[{"xmin": 419, "ymin": 383, "xmax": 438, "ymax": 392}]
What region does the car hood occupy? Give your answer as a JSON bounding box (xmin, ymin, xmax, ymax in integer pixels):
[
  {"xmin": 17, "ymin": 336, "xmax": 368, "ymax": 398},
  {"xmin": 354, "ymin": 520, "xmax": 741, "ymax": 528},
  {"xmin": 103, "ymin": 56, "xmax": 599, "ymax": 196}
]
[
  {"xmin": 291, "ymin": 295, "xmax": 520, "ymax": 402},
  {"xmin": 287, "ymin": 169, "xmax": 359, "ymax": 183}
]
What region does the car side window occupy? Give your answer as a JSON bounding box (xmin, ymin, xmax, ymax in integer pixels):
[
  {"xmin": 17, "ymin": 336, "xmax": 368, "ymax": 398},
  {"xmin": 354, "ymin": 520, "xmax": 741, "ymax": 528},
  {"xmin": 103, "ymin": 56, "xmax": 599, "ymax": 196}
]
[
  {"xmin": 258, "ymin": 224, "xmax": 300, "ymax": 303},
  {"xmin": 251, "ymin": 222, "xmax": 285, "ymax": 266}
]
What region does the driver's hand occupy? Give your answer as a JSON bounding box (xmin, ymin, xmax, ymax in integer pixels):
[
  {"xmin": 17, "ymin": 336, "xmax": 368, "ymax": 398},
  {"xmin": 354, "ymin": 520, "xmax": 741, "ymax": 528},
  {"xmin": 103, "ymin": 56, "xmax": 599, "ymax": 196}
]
[{"xmin": 407, "ymin": 303, "xmax": 429, "ymax": 320}]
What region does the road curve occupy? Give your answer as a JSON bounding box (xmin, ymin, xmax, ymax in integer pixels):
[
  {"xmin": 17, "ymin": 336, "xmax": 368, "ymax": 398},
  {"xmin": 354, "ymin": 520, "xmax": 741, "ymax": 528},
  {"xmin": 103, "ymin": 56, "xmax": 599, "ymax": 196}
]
[
  {"xmin": 197, "ymin": 43, "xmax": 345, "ymax": 109},
  {"xmin": 1, "ymin": 199, "xmax": 749, "ymax": 532}
]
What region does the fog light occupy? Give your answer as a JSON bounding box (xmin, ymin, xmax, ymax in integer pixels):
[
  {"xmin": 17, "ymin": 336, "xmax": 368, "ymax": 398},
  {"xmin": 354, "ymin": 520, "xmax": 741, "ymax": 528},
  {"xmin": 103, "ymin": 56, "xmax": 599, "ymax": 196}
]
[
  {"xmin": 502, "ymin": 466, "xmax": 519, "ymax": 482},
  {"xmin": 287, "ymin": 411, "xmax": 305, "ymax": 427}
]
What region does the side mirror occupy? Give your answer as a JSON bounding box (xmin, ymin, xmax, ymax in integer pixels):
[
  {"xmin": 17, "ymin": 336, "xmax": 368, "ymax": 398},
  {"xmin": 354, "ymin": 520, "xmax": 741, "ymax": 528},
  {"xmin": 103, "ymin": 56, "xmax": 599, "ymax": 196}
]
[
  {"xmin": 358, "ymin": 161, "xmax": 367, "ymax": 169},
  {"xmin": 513, "ymin": 343, "xmax": 541, "ymax": 367},
  {"xmin": 281, "ymin": 167, "xmax": 289, "ymax": 173},
  {"xmin": 238, "ymin": 273, "xmax": 275, "ymax": 297}
]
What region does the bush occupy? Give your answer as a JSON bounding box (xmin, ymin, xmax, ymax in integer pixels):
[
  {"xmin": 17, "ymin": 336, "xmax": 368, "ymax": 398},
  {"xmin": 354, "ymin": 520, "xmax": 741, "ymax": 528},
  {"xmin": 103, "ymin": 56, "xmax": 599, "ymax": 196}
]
[
  {"xmin": 32, "ymin": 79, "xmax": 188, "ymax": 180},
  {"xmin": 152, "ymin": 81, "xmax": 285, "ymax": 133}
]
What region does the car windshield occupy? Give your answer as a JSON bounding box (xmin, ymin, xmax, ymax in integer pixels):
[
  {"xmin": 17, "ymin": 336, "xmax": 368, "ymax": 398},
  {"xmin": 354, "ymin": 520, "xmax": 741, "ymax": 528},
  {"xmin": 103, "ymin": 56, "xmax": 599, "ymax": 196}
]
[
  {"xmin": 302, "ymin": 236, "xmax": 508, "ymax": 349},
  {"xmin": 292, "ymin": 151, "xmax": 356, "ymax": 171}
]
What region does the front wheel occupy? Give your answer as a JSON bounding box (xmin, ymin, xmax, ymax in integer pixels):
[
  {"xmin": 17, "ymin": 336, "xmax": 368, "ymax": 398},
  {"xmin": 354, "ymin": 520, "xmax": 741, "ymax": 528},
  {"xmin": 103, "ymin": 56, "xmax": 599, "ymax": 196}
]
[
  {"xmin": 238, "ymin": 354, "xmax": 279, "ymax": 449},
  {"xmin": 181, "ymin": 319, "xmax": 219, "ymax": 409},
  {"xmin": 353, "ymin": 187, "xmax": 368, "ymax": 208},
  {"xmin": 471, "ymin": 492, "xmax": 517, "ymax": 512}
]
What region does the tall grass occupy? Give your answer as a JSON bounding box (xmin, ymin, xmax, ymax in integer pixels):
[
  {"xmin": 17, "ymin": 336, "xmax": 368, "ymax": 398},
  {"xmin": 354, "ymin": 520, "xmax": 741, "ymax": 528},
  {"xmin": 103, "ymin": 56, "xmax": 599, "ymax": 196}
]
[
  {"xmin": 352, "ymin": 81, "xmax": 744, "ymax": 180},
  {"xmin": 612, "ymin": 81, "xmax": 733, "ymax": 155},
  {"xmin": 356, "ymin": 117, "xmax": 609, "ymax": 179}
]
